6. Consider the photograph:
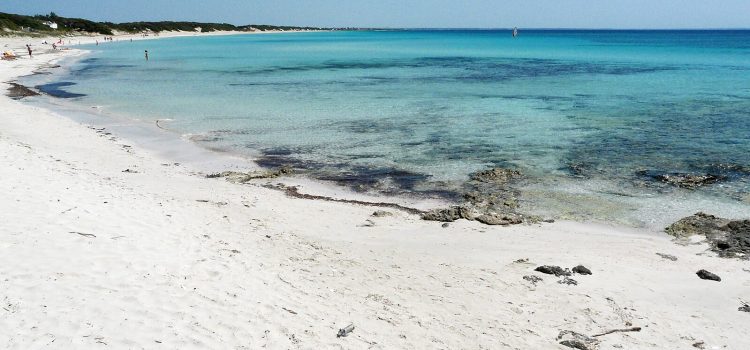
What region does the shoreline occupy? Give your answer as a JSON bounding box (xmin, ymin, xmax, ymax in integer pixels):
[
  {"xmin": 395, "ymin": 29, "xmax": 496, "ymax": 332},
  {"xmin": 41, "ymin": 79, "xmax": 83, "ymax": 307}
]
[
  {"xmin": 2, "ymin": 32, "xmax": 749, "ymax": 349},
  {"xmin": 11, "ymin": 30, "xmax": 750, "ymax": 230},
  {"xmin": 14, "ymin": 32, "xmax": 453, "ymax": 214}
]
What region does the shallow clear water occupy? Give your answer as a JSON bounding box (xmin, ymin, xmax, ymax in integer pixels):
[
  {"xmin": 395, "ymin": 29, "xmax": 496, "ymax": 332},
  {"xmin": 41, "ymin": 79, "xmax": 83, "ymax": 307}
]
[{"xmin": 32, "ymin": 30, "xmax": 750, "ymax": 226}]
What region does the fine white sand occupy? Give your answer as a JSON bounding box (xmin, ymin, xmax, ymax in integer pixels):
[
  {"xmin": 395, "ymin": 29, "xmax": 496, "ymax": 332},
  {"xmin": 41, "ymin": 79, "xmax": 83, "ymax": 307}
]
[{"xmin": 1, "ymin": 33, "xmax": 749, "ymax": 350}]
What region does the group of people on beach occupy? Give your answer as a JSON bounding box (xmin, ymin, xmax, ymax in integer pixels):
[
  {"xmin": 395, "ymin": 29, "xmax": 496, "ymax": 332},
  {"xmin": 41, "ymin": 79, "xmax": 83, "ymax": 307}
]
[
  {"xmin": 2, "ymin": 44, "xmax": 33, "ymax": 60},
  {"xmin": 6, "ymin": 35, "xmax": 150, "ymax": 64}
]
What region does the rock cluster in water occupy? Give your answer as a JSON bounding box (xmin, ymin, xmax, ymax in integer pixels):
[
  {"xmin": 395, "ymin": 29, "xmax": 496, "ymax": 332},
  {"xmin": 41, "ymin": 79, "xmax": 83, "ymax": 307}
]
[
  {"xmin": 637, "ymin": 170, "xmax": 726, "ymax": 189},
  {"xmin": 421, "ymin": 167, "xmax": 536, "ymax": 226},
  {"xmin": 655, "ymin": 173, "xmax": 725, "ymax": 188},
  {"xmin": 665, "ymin": 212, "xmax": 750, "ymax": 259}
]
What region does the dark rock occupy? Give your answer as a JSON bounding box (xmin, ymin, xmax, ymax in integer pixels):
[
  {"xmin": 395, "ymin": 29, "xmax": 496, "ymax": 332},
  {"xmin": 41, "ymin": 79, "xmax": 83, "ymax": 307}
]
[
  {"xmin": 653, "ymin": 173, "xmax": 725, "ymax": 189},
  {"xmin": 739, "ymin": 304, "xmax": 750, "ymax": 313},
  {"xmin": 720, "ymin": 220, "xmax": 750, "ymax": 258},
  {"xmin": 557, "ymin": 330, "xmax": 599, "ymax": 350},
  {"xmin": 535, "ymin": 265, "xmax": 571, "ymax": 277},
  {"xmin": 469, "ymin": 168, "xmax": 521, "ymax": 185},
  {"xmin": 523, "ymin": 275, "xmax": 543, "ymax": 285},
  {"xmin": 696, "ymin": 269, "xmax": 721, "ymax": 281},
  {"xmin": 666, "ymin": 213, "xmax": 750, "ymax": 259},
  {"xmin": 665, "ymin": 212, "xmax": 728, "ymax": 238},
  {"xmin": 656, "ymin": 253, "xmax": 678, "ymax": 261},
  {"xmin": 441, "ymin": 223, "xmax": 449, "ymax": 228},
  {"xmin": 558, "ymin": 277, "xmax": 578, "ymax": 285},
  {"xmin": 475, "ymin": 212, "xmax": 523, "ymax": 226},
  {"xmin": 572, "ymin": 265, "xmax": 592, "ymax": 275}
]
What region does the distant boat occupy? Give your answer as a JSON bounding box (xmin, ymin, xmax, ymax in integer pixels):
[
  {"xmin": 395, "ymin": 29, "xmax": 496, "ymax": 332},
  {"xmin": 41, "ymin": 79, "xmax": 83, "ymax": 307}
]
[{"xmin": 512, "ymin": 27, "xmax": 518, "ymax": 38}]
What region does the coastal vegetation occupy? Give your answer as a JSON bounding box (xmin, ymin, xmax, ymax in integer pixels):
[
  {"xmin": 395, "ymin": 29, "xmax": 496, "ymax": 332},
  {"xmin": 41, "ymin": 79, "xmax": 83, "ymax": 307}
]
[{"xmin": 0, "ymin": 11, "xmax": 327, "ymax": 36}]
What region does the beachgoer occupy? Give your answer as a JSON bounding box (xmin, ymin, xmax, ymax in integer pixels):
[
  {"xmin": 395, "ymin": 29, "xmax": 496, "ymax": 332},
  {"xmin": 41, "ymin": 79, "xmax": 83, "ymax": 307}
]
[
  {"xmin": 52, "ymin": 43, "xmax": 57, "ymax": 50},
  {"xmin": 145, "ymin": 50, "xmax": 149, "ymax": 61},
  {"xmin": 26, "ymin": 44, "xmax": 32, "ymax": 57}
]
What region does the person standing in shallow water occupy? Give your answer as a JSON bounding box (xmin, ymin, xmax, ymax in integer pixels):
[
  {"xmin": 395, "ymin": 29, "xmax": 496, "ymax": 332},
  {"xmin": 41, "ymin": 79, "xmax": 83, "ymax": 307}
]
[
  {"xmin": 26, "ymin": 44, "xmax": 32, "ymax": 57},
  {"xmin": 144, "ymin": 50, "xmax": 149, "ymax": 61}
]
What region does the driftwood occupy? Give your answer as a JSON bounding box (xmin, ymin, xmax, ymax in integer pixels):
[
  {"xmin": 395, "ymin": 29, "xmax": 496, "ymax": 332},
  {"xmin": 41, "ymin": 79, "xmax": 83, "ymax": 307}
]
[
  {"xmin": 281, "ymin": 307, "xmax": 297, "ymax": 315},
  {"xmin": 70, "ymin": 231, "xmax": 96, "ymax": 238},
  {"xmin": 592, "ymin": 327, "xmax": 641, "ymax": 337}
]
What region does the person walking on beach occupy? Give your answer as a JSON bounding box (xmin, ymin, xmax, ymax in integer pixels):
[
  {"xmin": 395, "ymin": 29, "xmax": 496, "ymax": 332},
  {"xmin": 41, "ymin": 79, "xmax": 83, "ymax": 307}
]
[
  {"xmin": 26, "ymin": 44, "xmax": 32, "ymax": 58},
  {"xmin": 144, "ymin": 50, "xmax": 149, "ymax": 61}
]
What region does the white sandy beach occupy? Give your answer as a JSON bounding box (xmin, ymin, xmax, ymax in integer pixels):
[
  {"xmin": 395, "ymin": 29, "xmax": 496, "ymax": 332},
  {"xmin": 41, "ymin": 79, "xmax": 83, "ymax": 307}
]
[{"xmin": 1, "ymin": 33, "xmax": 749, "ymax": 349}]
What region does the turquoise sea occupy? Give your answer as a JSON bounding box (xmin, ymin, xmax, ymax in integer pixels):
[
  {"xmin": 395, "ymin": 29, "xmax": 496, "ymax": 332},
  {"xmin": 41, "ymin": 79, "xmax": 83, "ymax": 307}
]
[{"xmin": 28, "ymin": 30, "xmax": 750, "ymax": 226}]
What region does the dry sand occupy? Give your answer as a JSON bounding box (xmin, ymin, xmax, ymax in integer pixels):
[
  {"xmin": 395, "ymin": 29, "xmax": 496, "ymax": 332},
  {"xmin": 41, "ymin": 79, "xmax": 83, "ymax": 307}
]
[{"xmin": 1, "ymin": 32, "xmax": 748, "ymax": 349}]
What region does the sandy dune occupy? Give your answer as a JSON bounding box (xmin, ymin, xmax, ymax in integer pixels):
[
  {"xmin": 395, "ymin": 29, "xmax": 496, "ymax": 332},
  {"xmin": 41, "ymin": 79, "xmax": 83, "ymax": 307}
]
[{"xmin": 1, "ymin": 34, "xmax": 748, "ymax": 349}]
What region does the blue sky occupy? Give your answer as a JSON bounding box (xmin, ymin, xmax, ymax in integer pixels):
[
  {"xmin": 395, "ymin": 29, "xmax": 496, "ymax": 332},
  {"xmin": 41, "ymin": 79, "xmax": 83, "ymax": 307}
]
[{"xmin": 3, "ymin": 0, "xmax": 749, "ymax": 28}]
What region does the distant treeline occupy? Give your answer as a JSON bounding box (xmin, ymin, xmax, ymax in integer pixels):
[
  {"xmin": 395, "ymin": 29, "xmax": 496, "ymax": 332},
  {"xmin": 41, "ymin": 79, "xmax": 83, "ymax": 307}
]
[{"xmin": 0, "ymin": 11, "xmax": 330, "ymax": 35}]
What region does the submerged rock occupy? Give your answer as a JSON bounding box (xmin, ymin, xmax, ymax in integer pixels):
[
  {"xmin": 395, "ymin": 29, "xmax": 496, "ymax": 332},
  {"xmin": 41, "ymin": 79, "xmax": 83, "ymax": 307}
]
[
  {"xmin": 469, "ymin": 167, "xmax": 521, "ymax": 185},
  {"xmin": 572, "ymin": 265, "xmax": 592, "ymax": 275},
  {"xmin": 535, "ymin": 265, "xmax": 571, "ymax": 277},
  {"xmin": 653, "ymin": 172, "xmax": 725, "ymax": 189},
  {"xmin": 666, "ymin": 213, "xmax": 750, "ymax": 259},
  {"xmin": 696, "ymin": 269, "xmax": 721, "ymax": 282}
]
